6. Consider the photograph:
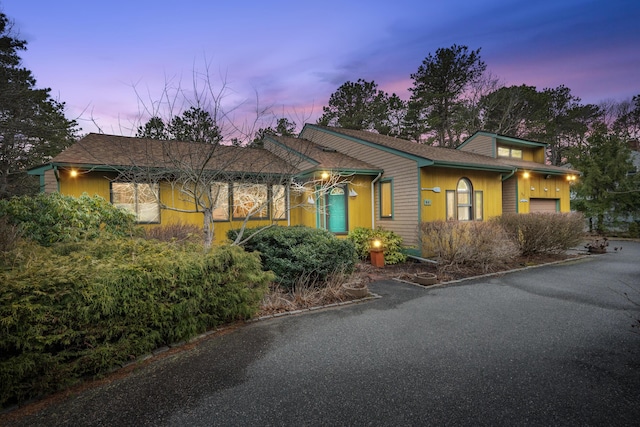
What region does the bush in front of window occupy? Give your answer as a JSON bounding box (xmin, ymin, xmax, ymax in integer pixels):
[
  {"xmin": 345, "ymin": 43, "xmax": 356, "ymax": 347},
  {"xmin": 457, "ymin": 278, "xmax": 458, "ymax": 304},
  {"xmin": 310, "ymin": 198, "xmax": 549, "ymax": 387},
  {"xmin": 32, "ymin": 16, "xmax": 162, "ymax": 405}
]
[
  {"xmin": 492, "ymin": 212, "xmax": 585, "ymax": 255},
  {"xmin": 0, "ymin": 192, "xmax": 138, "ymax": 246},
  {"xmin": 421, "ymin": 221, "xmax": 519, "ymax": 273},
  {"xmin": 347, "ymin": 227, "xmax": 408, "ymax": 265},
  {"xmin": 229, "ymin": 225, "xmax": 357, "ymax": 289},
  {"xmin": 0, "ymin": 238, "xmax": 272, "ymax": 408}
]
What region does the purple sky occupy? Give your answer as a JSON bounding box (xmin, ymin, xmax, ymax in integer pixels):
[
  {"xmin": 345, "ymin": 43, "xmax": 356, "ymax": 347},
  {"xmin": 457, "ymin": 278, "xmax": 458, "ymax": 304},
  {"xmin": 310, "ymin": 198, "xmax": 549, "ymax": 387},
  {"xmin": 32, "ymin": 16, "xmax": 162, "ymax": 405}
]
[{"xmin": 4, "ymin": 0, "xmax": 639, "ymax": 137}]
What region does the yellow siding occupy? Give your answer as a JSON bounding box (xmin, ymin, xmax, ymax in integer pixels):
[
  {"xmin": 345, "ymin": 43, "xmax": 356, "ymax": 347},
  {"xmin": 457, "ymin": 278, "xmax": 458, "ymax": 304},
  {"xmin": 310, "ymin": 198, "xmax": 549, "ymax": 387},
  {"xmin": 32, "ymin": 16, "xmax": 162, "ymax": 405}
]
[
  {"xmin": 420, "ymin": 167, "xmax": 503, "ymax": 222},
  {"xmin": 516, "ymin": 172, "xmax": 571, "ymax": 213}
]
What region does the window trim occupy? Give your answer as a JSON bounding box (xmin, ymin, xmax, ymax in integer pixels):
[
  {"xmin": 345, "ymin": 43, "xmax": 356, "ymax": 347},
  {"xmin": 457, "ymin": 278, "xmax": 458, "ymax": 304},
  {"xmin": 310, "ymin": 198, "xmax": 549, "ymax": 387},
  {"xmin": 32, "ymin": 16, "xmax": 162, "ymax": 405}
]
[
  {"xmin": 379, "ymin": 179, "xmax": 394, "ymax": 219},
  {"xmin": 445, "ymin": 178, "xmax": 483, "ymax": 222},
  {"xmin": 110, "ymin": 182, "xmax": 160, "ymax": 224}
]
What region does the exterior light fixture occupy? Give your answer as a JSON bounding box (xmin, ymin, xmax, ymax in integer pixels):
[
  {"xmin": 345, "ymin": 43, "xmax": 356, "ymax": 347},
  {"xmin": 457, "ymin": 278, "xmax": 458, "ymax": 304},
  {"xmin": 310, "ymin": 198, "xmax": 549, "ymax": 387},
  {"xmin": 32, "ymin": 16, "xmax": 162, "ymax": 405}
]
[
  {"xmin": 307, "ymin": 196, "xmax": 315, "ymax": 204},
  {"xmin": 321, "ymin": 172, "xmax": 330, "ymax": 180},
  {"xmin": 523, "ymin": 172, "xmax": 530, "ymax": 179},
  {"xmin": 69, "ymin": 169, "xmax": 78, "ymax": 178},
  {"xmin": 349, "ymin": 188, "xmax": 358, "ymax": 197},
  {"xmin": 421, "ymin": 187, "xmax": 441, "ymax": 193},
  {"xmin": 370, "ymin": 239, "xmax": 384, "ymax": 267}
]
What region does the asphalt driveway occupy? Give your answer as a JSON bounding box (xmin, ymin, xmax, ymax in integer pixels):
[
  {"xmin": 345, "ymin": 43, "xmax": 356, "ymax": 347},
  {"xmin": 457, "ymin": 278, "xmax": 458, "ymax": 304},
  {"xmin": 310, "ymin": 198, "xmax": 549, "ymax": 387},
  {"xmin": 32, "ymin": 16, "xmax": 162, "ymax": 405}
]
[{"xmin": 6, "ymin": 241, "xmax": 640, "ymax": 426}]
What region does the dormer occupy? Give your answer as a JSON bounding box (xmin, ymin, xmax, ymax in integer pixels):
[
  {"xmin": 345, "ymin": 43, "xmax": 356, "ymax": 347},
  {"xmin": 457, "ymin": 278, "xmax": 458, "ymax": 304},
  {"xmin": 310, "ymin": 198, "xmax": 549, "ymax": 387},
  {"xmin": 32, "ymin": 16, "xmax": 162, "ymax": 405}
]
[{"xmin": 458, "ymin": 131, "xmax": 547, "ymax": 164}]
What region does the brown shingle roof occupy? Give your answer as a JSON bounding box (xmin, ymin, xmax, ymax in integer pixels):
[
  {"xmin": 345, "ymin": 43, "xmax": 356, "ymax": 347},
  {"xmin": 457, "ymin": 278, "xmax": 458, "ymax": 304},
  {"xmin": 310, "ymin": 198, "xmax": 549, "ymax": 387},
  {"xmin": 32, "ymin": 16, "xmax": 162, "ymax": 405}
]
[
  {"xmin": 52, "ymin": 133, "xmax": 296, "ymax": 175},
  {"xmin": 267, "ymin": 135, "xmax": 382, "ymax": 173},
  {"xmin": 310, "ymin": 126, "xmax": 580, "ymax": 174}
]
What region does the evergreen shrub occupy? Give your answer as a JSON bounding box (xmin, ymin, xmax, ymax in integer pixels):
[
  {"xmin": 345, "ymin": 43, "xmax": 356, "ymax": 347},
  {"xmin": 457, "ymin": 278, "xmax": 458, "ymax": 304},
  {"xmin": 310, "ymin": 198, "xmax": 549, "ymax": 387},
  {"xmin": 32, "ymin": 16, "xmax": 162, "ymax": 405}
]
[
  {"xmin": 347, "ymin": 227, "xmax": 407, "ymax": 265},
  {"xmin": 0, "ymin": 239, "xmax": 271, "ymax": 407},
  {"xmin": 0, "ymin": 192, "xmax": 138, "ymax": 245},
  {"xmin": 229, "ymin": 225, "xmax": 357, "ymax": 289}
]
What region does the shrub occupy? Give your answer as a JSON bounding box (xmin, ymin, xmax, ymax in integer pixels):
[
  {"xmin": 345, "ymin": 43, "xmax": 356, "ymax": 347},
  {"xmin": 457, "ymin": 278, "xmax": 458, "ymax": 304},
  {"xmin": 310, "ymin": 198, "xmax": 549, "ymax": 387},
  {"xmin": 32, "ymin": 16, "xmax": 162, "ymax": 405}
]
[
  {"xmin": 347, "ymin": 227, "xmax": 407, "ymax": 265},
  {"xmin": 421, "ymin": 221, "xmax": 518, "ymax": 273},
  {"xmin": 492, "ymin": 212, "xmax": 585, "ymax": 255},
  {"xmin": 0, "ymin": 239, "xmax": 271, "ymax": 407},
  {"xmin": 144, "ymin": 222, "xmax": 203, "ymax": 244},
  {"xmin": 0, "ymin": 215, "xmax": 21, "ymax": 253},
  {"xmin": 228, "ymin": 225, "xmax": 357, "ymax": 289},
  {"xmin": 0, "ymin": 192, "xmax": 138, "ymax": 246}
]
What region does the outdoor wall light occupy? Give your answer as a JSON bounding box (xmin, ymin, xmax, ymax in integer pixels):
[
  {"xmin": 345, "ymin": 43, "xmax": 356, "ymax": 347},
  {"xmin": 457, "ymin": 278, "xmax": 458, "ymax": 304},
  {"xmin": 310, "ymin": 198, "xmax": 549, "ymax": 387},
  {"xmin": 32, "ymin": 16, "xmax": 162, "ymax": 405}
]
[
  {"xmin": 307, "ymin": 196, "xmax": 315, "ymax": 204},
  {"xmin": 523, "ymin": 172, "xmax": 530, "ymax": 179},
  {"xmin": 544, "ymin": 187, "xmax": 548, "ymax": 192},
  {"xmin": 320, "ymin": 172, "xmax": 330, "ymax": 180},
  {"xmin": 530, "ymin": 186, "xmax": 535, "ymax": 191},
  {"xmin": 421, "ymin": 186, "xmax": 441, "ymax": 193},
  {"xmin": 349, "ymin": 188, "xmax": 358, "ymax": 197},
  {"xmin": 69, "ymin": 169, "xmax": 78, "ymax": 178}
]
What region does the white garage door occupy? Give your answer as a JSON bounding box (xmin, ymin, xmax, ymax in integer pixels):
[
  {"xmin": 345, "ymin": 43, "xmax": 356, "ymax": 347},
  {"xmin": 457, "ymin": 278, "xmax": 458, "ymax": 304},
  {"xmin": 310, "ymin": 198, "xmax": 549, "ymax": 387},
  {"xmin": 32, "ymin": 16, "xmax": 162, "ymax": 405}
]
[{"xmin": 530, "ymin": 198, "xmax": 558, "ymax": 213}]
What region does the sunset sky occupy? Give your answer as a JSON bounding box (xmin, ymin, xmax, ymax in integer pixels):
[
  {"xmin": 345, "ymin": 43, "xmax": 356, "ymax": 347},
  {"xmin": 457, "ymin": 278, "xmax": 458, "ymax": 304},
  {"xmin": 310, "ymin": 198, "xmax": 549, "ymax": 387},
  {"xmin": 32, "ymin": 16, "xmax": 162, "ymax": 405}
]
[{"xmin": 4, "ymin": 0, "xmax": 639, "ymax": 137}]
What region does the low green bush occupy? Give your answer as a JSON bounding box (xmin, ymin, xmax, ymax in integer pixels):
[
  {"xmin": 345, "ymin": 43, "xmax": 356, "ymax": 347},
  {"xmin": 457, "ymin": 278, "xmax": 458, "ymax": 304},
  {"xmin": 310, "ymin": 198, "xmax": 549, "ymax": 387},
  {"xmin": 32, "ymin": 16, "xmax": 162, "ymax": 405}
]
[
  {"xmin": 0, "ymin": 239, "xmax": 272, "ymax": 407},
  {"xmin": 421, "ymin": 221, "xmax": 518, "ymax": 273},
  {"xmin": 229, "ymin": 225, "xmax": 356, "ymax": 289},
  {"xmin": 492, "ymin": 212, "xmax": 585, "ymax": 255},
  {"xmin": 0, "ymin": 192, "xmax": 138, "ymax": 246},
  {"xmin": 347, "ymin": 227, "xmax": 407, "ymax": 265}
]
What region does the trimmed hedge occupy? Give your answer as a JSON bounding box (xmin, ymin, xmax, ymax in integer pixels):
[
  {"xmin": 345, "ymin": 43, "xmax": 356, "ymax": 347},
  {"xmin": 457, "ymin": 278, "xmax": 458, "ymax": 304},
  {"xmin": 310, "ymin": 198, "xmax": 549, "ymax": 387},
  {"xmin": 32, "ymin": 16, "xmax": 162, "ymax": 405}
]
[
  {"xmin": 0, "ymin": 192, "xmax": 138, "ymax": 246},
  {"xmin": 0, "ymin": 239, "xmax": 272, "ymax": 407},
  {"xmin": 229, "ymin": 225, "xmax": 357, "ymax": 289}
]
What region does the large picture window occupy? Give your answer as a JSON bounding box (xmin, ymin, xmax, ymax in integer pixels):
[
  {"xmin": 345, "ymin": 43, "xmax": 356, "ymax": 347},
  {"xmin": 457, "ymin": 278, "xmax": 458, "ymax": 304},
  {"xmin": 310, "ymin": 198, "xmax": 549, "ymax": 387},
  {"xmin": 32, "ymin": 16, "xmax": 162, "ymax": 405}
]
[
  {"xmin": 232, "ymin": 183, "xmax": 268, "ymax": 219},
  {"xmin": 111, "ymin": 182, "xmax": 160, "ymax": 223},
  {"xmin": 446, "ymin": 178, "xmax": 481, "ymax": 221},
  {"xmin": 380, "ymin": 180, "xmax": 393, "ymax": 218},
  {"xmin": 272, "ymin": 184, "xmax": 287, "ymax": 220},
  {"xmin": 211, "ymin": 182, "xmax": 230, "ymax": 221}
]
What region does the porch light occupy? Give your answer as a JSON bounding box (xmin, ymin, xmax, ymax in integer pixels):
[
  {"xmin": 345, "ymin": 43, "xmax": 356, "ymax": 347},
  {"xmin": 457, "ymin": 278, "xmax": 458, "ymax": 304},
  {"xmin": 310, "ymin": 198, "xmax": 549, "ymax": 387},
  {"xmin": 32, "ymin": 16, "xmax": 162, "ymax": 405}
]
[
  {"xmin": 320, "ymin": 172, "xmax": 330, "ymax": 180},
  {"xmin": 307, "ymin": 195, "xmax": 315, "ymax": 204},
  {"xmin": 566, "ymin": 175, "xmax": 577, "ymax": 182},
  {"xmin": 523, "ymin": 172, "xmax": 530, "ymax": 179},
  {"xmin": 349, "ymin": 188, "xmax": 358, "ymax": 197},
  {"xmin": 421, "ymin": 186, "xmax": 441, "ymax": 193},
  {"xmin": 69, "ymin": 169, "xmax": 78, "ymax": 178}
]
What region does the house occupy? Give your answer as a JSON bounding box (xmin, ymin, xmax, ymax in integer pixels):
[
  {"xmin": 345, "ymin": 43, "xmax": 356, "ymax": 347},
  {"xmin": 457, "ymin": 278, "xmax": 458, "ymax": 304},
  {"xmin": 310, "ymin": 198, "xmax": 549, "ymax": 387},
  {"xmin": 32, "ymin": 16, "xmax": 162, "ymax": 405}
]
[{"xmin": 28, "ymin": 126, "xmax": 579, "ymax": 253}]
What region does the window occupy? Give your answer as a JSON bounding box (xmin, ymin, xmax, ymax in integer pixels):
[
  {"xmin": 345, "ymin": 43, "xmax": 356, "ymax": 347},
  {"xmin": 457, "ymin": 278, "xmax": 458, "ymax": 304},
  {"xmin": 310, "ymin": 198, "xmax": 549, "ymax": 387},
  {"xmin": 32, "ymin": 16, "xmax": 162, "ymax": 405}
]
[
  {"xmin": 211, "ymin": 182, "xmax": 229, "ymax": 221},
  {"xmin": 445, "ymin": 178, "xmax": 481, "ymax": 221},
  {"xmin": 111, "ymin": 182, "xmax": 160, "ymax": 223},
  {"xmin": 380, "ymin": 180, "xmax": 393, "ymax": 218},
  {"xmin": 232, "ymin": 183, "xmax": 268, "ymax": 219},
  {"xmin": 498, "ymin": 146, "xmax": 523, "ymax": 159},
  {"xmin": 272, "ymin": 184, "xmax": 287, "ymax": 220}
]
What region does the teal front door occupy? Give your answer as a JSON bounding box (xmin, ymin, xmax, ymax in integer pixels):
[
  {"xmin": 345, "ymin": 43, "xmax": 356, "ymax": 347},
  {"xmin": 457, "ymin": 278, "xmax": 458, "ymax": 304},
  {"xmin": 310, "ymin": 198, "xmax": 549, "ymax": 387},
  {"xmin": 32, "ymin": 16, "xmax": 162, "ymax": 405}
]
[{"xmin": 319, "ymin": 187, "xmax": 348, "ymax": 233}]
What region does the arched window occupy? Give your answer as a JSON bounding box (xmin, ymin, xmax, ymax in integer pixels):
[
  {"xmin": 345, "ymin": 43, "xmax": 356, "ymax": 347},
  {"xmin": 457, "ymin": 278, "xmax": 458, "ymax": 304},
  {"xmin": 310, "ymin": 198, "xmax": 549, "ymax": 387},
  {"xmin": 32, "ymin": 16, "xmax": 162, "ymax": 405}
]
[
  {"xmin": 446, "ymin": 178, "xmax": 482, "ymax": 221},
  {"xmin": 457, "ymin": 178, "xmax": 472, "ymax": 221}
]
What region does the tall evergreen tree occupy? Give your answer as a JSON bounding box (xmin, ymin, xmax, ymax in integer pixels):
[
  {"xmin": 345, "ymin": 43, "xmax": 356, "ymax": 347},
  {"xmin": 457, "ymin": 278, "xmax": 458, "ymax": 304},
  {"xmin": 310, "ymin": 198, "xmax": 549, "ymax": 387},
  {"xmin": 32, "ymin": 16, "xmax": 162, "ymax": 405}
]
[
  {"xmin": 407, "ymin": 45, "xmax": 486, "ymax": 147},
  {"xmin": 136, "ymin": 107, "xmax": 221, "ymax": 144},
  {"xmin": 568, "ymin": 126, "xmax": 639, "ymax": 232},
  {"xmin": 0, "ymin": 12, "xmax": 78, "ymax": 198}
]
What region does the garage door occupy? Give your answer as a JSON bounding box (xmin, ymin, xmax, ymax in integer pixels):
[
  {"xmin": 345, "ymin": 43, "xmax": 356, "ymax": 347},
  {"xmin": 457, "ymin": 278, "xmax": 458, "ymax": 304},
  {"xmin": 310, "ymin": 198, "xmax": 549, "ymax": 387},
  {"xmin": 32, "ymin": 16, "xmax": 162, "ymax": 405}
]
[{"xmin": 530, "ymin": 198, "xmax": 558, "ymax": 213}]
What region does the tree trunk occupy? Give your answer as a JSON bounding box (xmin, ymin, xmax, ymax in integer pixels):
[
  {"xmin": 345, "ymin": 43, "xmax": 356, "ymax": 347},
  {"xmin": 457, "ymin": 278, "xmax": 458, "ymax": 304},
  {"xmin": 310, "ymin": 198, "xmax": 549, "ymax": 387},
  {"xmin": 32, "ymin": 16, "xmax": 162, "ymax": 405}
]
[{"xmin": 203, "ymin": 208, "xmax": 214, "ymax": 249}]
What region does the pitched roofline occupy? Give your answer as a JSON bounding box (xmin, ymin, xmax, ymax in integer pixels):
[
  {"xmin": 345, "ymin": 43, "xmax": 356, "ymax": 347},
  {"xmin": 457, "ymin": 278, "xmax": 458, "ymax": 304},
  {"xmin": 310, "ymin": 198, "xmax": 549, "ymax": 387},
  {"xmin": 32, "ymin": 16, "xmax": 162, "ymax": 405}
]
[
  {"xmin": 264, "ymin": 135, "xmax": 320, "ymax": 166},
  {"xmin": 303, "ymin": 124, "xmax": 434, "ymax": 167},
  {"xmin": 460, "ymin": 131, "xmax": 548, "ymax": 149}
]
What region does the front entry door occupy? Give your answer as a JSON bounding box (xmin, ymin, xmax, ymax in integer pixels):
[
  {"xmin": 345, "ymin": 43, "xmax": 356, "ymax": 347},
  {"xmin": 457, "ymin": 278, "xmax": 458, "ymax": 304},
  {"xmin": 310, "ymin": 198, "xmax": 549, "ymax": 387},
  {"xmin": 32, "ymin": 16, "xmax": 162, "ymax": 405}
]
[{"xmin": 318, "ymin": 186, "xmax": 348, "ymax": 233}]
